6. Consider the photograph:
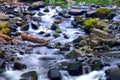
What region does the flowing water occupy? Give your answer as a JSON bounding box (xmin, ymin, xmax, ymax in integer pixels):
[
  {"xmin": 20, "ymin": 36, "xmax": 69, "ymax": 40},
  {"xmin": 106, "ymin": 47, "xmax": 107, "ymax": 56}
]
[{"xmin": 2, "ymin": 5, "xmax": 120, "ymax": 80}]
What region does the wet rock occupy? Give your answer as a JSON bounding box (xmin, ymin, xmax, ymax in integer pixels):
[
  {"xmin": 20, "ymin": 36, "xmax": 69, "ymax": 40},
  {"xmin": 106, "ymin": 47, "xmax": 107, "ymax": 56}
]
[
  {"xmin": 14, "ymin": 17, "xmax": 22, "ymax": 21},
  {"xmin": 44, "ymin": 33, "xmax": 51, "ymax": 37},
  {"xmin": 54, "ymin": 16, "xmax": 63, "ymax": 24},
  {"xmin": 21, "ymin": 33, "xmax": 48, "ymax": 43},
  {"xmin": 69, "ymin": 9, "xmax": 85, "ymax": 15},
  {"xmin": 73, "ymin": 36, "xmax": 86, "ymax": 43},
  {"xmin": 43, "ymin": 7, "xmax": 49, "ymax": 12},
  {"xmin": 105, "ymin": 68, "xmax": 120, "ymax": 80},
  {"xmin": 31, "ymin": 22, "xmax": 39, "ymax": 30},
  {"xmin": 65, "ymin": 49, "xmax": 85, "ymax": 59},
  {"xmin": 92, "ymin": 29, "xmax": 109, "ymax": 37},
  {"xmin": 13, "ymin": 62, "xmax": 26, "ymax": 70},
  {"xmin": 5, "ymin": 7, "xmax": 14, "ymax": 14},
  {"xmin": 37, "ymin": 12, "xmax": 45, "ymax": 16},
  {"xmin": 21, "ymin": 71, "xmax": 38, "ymax": 80},
  {"xmin": 38, "ymin": 31, "xmax": 45, "ymax": 35},
  {"xmin": 32, "ymin": 16, "xmax": 41, "ymax": 22},
  {"xmin": 21, "ymin": 23, "xmax": 29, "ymax": 31},
  {"xmin": 30, "ymin": 1, "xmax": 45, "ymax": 10},
  {"xmin": 63, "ymin": 33, "xmax": 69, "ymax": 39},
  {"xmin": 0, "ymin": 13, "xmax": 9, "ymax": 20},
  {"xmin": 58, "ymin": 12, "xmax": 71, "ymax": 18},
  {"xmin": 0, "ymin": 33, "xmax": 12, "ymax": 41},
  {"xmin": 39, "ymin": 56, "xmax": 56, "ymax": 60},
  {"xmin": 50, "ymin": 23, "xmax": 59, "ymax": 30},
  {"xmin": 85, "ymin": 10, "xmax": 96, "ymax": 18},
  {"xmin": 0, "ymin": 59, "xmax": 5, "ymax": 69},
  {"xmin": 48, "ymin": 68, "xmax": 62, "ymax": 80},
  {"xmin": 74, "ymin": 16, "xmax": 84, "ymax": 25},
  {"xmin": 79, "ymin": 40, "xmax": 88, "ymax": 46},
  {"xmin": 89, "ymin": 59, "xmax": 104, "ymax": 70},
  {"xmin": 59, "ymin": 44, "xmax": 70, "ymax": 51},
  {"xmin": 63, "ymin": 14, "xmax": 71, "ymax": 18},
  {"xmin": 67, "ymin": 62, "xmax": 83, "ymax": 76}
]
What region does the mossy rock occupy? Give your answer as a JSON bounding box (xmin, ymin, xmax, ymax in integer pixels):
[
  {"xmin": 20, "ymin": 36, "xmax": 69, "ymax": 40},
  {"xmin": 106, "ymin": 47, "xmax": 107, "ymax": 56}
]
[
  {"xmin": 50, "ymin": 23, "xmax": 59, "ymax": 30},
  {"xmin": 44, "ymin": 33, "xmax": 51, "ymax": 37},
  {"xmin": 74, "ymin": 16, "xmax": 84, "ymax": 24},
  {"xmin": 84, "ymin": 18, "xmax": 99, "ymax": 32},
  {"xmin": 55, "ymin": 27, "xmax": 61, "ymax": 33},
  {"xmin": 96, "ymin": 8, "xmax": 111, "ymax": 19},
  {"xmin": 53, "ymin": 32, "xmax": 60, "ymax": 38},
  {"xmin": 1, "ymin": 28, "xmax": 11, "ymax": 35},
  {"xmin": 0, "ymin": 22, "xmax": 9, "ymax": 29}
]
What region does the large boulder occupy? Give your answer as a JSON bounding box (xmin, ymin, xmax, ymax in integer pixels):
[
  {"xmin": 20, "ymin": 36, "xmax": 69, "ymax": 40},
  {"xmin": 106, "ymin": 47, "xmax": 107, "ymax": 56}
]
[
  {"xmin": 105, "ymin": 68, "xmax": 120, "ymax": 80},
  {"xmin": 67, "ymin": 62, "xmax": 83, "ymax": 76},
  {"xmin": 48, "ymin": 69, "xmax": 62, "ymax": 80}
]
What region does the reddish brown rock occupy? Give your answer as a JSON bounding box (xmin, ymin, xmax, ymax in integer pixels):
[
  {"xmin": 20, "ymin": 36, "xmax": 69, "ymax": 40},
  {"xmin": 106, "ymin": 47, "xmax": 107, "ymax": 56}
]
[
  {"xmin": 0, "ymin": 33, "xmax": 12, "ymax": 41},
  {"xmin": 21, "ymin": 34, "xmax": 49, "ymax": 47}
]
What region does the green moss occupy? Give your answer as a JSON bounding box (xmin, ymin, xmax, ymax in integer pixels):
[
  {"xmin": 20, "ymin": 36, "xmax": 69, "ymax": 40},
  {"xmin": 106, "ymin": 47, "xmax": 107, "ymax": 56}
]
[
  {"xmin": 53, "ymin": 32, "xmax": 60, "ymax": 38},
  {"xmin": 84, "ymin": 18, "xmax": 99, "ymax": 31},
  {"xmin": 74, "ymin": 16, "xmax": 84, "ymax": 24},
  {"xmin": 55, "ymin": 27, "xmax": 61, "ymax": 33},
  {"xmin": 0, "ymin": 22, "xmax": 9, "ymax": 29},
  {"xmin": 96, "ymin": 8, "xmax": 112, "ymax": 19},
  {"xmin": 1, "ymin": 28, "xmax": 11, "ymax": 35}
]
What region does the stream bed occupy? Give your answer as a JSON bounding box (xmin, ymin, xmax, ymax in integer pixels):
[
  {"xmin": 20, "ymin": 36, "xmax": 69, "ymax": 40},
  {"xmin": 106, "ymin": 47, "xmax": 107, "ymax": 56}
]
[{"xmin": 0, "ymin": 1, "xmax": 120, "ymax": 80}]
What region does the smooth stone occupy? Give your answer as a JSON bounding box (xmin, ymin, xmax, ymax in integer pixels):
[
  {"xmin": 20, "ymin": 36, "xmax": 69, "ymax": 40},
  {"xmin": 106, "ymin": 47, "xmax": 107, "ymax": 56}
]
[
  {"xmin": 48, "ymin": 68, "xmax": 62, "ymax": 80},
  {"xmin": 65, "ymin": 49, "xmax": 86, "ymax": 59},
  {"xmin": 69, "ymin": 9, "xmax": 85, "ymax": 15}
]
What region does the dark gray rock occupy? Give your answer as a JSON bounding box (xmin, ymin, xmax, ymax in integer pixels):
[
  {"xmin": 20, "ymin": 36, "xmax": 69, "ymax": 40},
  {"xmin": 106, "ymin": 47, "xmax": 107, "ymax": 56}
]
[
  {"xmin": 21, "ymin": 71, "xmax": 38, "ymax": 80},
  {"xmin": 105, "ymin": 68, "xmax": 120, "ymax": 80},
  {"xmin": 31, "ymin": 22, "xmax": 39, "ymax": 30},
  {"xmin": 13, "ymin": 62, "xmax": 26, "ymax": 70},
  {"xmin": 0, "ymin": 59, "xmax": 5, "ymax": 69},
  {"xmin": 67, "ymin": 62, "xmax": 83, "ymax": 76},
  {"xmin": 48, "ymin": 68, "xmax": 62, "ymax": 80},
  {"xmin": 43, "ymin": 7, "xmax": 49, "ymax": 12}
]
